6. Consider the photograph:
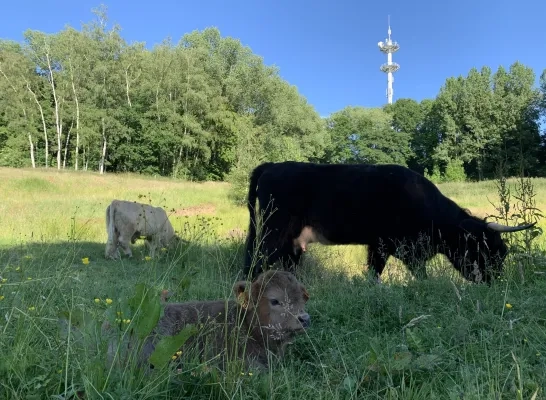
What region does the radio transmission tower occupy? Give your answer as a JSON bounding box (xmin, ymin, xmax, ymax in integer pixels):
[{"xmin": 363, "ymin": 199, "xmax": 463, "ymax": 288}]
[{"xmin": 377, "ymin": 16, "xmax": 400, "ymax": 104}]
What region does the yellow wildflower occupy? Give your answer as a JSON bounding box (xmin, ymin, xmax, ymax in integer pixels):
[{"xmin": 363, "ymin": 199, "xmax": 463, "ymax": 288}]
[
  {"xmin": 94, "ymin": 298, "xmax": 100, "ymax": 304},
  {"xmin": 0, "ymin": 295, "xmax": 5, "ymax": 301},
  {"xmin": 171, "ymin": 355, "xmax": 177, "ymax": 360},
  {"xmin": 105, "ymin": 298, "xmax": 113, "ymax": 305},
  {"xmin": 117, "ymin": 311, "xmax": 122, "ymax": 316},
  {"xmin": 248, "ymin": 372, "xmax": 253, "ymax": 376},
  {"xmin": 1, "ymin": 278, "xmax": 7, "ymax": 283},
  {"xmin": 82, "ymin": 257, "xmax": 90, "ymax": 265},
  {"xmin": 124, "ymin": 319, "xmax": 131, "ymax": 324},
  {"xmin": 176, "ymin": 351, "xmax": 182, "ymax": 356},
  {"xmin": 28, "ymin": 306, "xmax": 35, "ymax": 311},
  {"xmin": 505, "ymin": 303, "xmax": 513, "ymax": 309},
  {"xmin": 161, "ymin": 247, "xmax": 167, "ymax": 252},
  {"xmin": 144, "ymin": 256, "xmax": 152, "ymax": 261}
]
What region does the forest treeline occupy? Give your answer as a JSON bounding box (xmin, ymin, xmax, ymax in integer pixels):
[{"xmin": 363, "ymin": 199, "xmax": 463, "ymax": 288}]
[{"xmin": 1, "ymin": 7, "xmax": 545, "ymax": 198}]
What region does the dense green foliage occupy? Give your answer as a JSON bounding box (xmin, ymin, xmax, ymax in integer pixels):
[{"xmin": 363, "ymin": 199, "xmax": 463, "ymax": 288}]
[
  {"xmin": 0, "ymin": 7, "xmax": 545, "ymax": 195},
  {"xmin": 0, "ymin": 7, "xmax": 327, "ymax": 182}
]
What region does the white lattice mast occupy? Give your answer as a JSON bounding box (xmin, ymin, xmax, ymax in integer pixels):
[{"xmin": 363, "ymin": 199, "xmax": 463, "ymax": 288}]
[{"xmin": 377, "ymin": 16, "xmax": 400, "ymax": 104}]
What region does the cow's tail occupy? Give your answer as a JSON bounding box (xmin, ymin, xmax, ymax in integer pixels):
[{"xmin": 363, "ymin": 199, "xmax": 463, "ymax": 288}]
[
  {"xmin": 244, "ymin": 162, "xmax": 274, "ymax": 277},
  {"xmin": 105, "ymin": 202, "xmax": 116, "ymax": 258}
]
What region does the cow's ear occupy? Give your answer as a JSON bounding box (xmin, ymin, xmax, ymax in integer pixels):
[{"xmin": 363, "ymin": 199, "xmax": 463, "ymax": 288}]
[
  {"xmin": 233, "ymin": 281, "xmax": 249, "ymax": 309},
  {"xmin": 301, "ymin": 285, "xmax": 310, "ymax": 302}
]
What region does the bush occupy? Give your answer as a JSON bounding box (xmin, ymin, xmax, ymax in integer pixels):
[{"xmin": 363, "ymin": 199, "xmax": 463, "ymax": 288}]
[
  {"xmin": 425, "ymin": 159, "xmax": 466, "ymax": 183},
  {"xmin": 443, "ymin": 158, "xmax": 466, "ymax": 182}
]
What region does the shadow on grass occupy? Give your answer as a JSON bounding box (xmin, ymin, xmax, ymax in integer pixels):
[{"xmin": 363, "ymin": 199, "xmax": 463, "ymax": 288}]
[
  {"xmin": 1, "ymin": 237, "xmax": 546, "ymax": 399},
  {"xmin": 0, "ymin": 236, "xmax": 248, "ymax": 306}
]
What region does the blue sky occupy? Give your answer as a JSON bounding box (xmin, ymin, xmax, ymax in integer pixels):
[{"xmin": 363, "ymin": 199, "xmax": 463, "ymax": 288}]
[{"xmin": 2, "ymin": 0, "xmax": 545, "ymax": 117}]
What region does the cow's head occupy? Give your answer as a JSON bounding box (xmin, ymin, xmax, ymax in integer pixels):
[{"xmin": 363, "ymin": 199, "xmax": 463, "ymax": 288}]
[
  {"xmin": 233, "ymin": 270, "xmax": 310, "ymax": 341},
  {"xmin": 454, "ymin": 216, "xmax": 535, "ymax": 283}
]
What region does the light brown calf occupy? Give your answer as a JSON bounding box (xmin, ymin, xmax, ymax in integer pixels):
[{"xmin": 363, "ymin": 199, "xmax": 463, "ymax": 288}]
[
  {"xmin": 140, "ymin": 269, "xmax": 311, "ymax": 371},
  {"xmin": 104, "ymin": 199, "xmax": 178, "ymax": 259}
]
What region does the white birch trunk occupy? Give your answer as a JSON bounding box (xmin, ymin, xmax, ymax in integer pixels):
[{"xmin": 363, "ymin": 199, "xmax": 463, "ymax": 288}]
[
  {"xmin": 26, "ymin": 82, "xmax": 49, "ymax": 168},
  {"xmin": 99, "ymin": 117, "xmax": 107, "ymax": 175},
  {"xmin": 45, "ymin": 51, "xmax": 63, "ymax": 170},
  {"xmin": 28, "ymin": 133, "xmax": 36, "ymax": 168}
]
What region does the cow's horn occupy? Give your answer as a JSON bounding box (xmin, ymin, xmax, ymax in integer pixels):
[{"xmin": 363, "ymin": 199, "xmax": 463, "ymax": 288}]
[{"xmin": 486, "ymin": 221, "xmax": 536, "ymax": 233}]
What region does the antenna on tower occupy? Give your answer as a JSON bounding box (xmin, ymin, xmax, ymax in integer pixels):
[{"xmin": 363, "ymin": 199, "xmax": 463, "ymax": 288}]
[{"xmin": 377, "ymin": 17, "xmax": 400, "ymax": 104}]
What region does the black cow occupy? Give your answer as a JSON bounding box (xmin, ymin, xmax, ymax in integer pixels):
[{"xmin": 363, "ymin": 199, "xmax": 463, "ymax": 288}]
[{"xmin": 242, "ymin": 161, "xmax": 535, "ymax": 284}]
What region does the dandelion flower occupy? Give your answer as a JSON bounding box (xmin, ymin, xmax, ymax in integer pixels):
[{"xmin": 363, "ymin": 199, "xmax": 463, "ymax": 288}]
[
  {"xmin": 505, "ymin": 303, "xmax": 513, "ymax": 309},
  {"xmin": 176, "ymin": 351, "xmax": 182, "ymax": 356},
  {"xmin": 144, "ymin": 256, "xmax": 152, "ymax": 261},
  {"xmin": 105, "ymin": 298, "xmax": 113, "ymax": 305},
  {"xmin": 171, "ymin": 355, "xmax": 177, "ymax": 360},
  {"xmin": 94, "ymin": 298, "xmax": 100, "ymax": 304},
  {"xmin": 82, "ymin": 257, "xmax": 90, "ymax": 265},
  {"xmin": 248, "ymin": 372, "xmax": 253, "ymax": 376}
]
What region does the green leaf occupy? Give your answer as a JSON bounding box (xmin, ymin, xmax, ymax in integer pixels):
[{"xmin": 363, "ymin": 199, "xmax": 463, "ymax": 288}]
[
  {"xmin": 128, "ymin": 283, "xmax": 162, "ymax": 340},
  {"xmin": 391, "ymin": 351, "xmax": 413, "ymax": 371},
  {"xmin": 412, "ymin": 354, "xmax": 442, "ymax": 371},
  {"xmin": 342, "ymin": 375, "xmax": 357, "ymax": 392},
  {"xmin": 148, "ymin": 324, "xmax": 198, "ymax": 368}
]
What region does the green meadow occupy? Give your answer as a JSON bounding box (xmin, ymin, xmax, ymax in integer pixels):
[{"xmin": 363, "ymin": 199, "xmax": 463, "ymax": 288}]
[{"xmin": 1, "ymin": 167, "xmax": 545, "ymax": 399}]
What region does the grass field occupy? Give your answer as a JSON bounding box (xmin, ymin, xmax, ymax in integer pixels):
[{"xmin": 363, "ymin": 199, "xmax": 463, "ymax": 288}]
[{"xmin": 1, "ymin": 167, "xmax": 545, "ymax": 399}]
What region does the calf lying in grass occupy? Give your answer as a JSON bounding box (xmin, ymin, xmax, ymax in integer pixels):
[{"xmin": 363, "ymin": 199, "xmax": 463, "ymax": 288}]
[{"xmin": 137, "ymin": 269, "xmax": 311, "ymax": 372}]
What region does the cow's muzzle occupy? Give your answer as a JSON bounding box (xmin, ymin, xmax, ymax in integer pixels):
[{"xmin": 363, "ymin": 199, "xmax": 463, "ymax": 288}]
[{"xmin": 298, "ymin": 313, "xmax": 311, "ymax": 328}]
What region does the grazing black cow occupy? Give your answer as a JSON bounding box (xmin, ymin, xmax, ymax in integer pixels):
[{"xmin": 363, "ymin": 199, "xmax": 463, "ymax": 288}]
[{"xmin": 242, "ymin": 161, "xmax": 535, "ymax": 284}]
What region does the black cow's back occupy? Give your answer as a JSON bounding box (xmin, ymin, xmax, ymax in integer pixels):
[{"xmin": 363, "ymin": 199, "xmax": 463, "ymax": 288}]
[{"xmin": 255, "ymin": 162, "xmax": 455, "ymax": 245}]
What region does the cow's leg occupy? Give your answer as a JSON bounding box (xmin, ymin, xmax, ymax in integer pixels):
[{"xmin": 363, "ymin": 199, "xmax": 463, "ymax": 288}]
[
  {"xmin": 279, "ymin": 241, "xmax": 302, "ymax": 274},
  {"xmin": 118, "ymin": 225, "xmax": 135, "ymax": 258},
  {"xmin": 366, "ymin": 242, "xmax": 391, "ymax": 283},
  {"xmin": 146, "ymin": 235, "xmax": 159, "ymax": 258},
  {"xmin": 105, "ymin": 228, "xmax": 121, "ymax": 259},
  {"xmin": 243, "ymin": 207, "xmax": 297, "ymax": 279},
  {"xmin": 261, "ymin": 233, "xmax": 293, "ymax": 272},
  {"xmin": 247, "ymin": 220, "xmax": 297, "ymax": 279}
]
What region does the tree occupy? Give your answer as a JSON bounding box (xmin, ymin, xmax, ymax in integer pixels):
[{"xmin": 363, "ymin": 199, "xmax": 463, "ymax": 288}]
[{"xmin": 322, "ymin": 106, "xmax": 412, "ymax": 166}]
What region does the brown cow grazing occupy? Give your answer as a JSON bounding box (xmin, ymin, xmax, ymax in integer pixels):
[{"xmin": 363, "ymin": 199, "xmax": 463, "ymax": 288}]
[
  {"xmin": 105, "ymin": 199, "xmax": 178, "ymax": 259},
  {"xmin": 139, "ymin": 269, "xmax": 311, "ymax": 371}
]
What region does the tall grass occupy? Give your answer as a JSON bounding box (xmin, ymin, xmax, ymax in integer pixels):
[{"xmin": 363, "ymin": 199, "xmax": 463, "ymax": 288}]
[{"xmin": 0, "ymin": 167, "xmax": 545, "ymax": 399}]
